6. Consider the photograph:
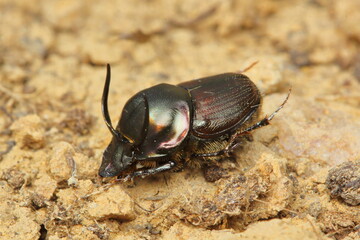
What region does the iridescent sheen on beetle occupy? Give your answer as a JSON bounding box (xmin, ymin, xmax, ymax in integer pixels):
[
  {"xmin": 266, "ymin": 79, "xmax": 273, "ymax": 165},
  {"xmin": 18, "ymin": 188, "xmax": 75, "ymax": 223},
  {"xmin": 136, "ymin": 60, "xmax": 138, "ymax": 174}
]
[{"xmin": 99, "ymin": 64, "xmax": 290, "ymax": 180}]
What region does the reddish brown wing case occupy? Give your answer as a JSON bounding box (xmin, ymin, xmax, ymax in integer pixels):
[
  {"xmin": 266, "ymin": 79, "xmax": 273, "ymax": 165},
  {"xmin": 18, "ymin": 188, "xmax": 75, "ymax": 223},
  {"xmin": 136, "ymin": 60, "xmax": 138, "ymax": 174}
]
[{"xmin": 178, "ymin": 73, "xmax": 261, "ymax": 139}]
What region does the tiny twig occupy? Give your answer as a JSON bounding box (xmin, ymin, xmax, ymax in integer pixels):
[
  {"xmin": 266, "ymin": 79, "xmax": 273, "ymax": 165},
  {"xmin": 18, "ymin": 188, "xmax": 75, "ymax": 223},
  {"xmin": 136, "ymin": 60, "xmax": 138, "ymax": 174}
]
[
  {"xmin": 80, "ymin": 182, "xmax": 117, "ymax": 199},
  {"xmin": 141, "ymin": 194, "xmax": 169, "ymax": 201},
  {"xmin": 238, "ymin": 61, "xmax": 259, "ymax": 73},
  {"xmin": 0, "ymin": 141, "xmax": 16, "ymax": 158},
  {"xmin": 0, "ymin": 106, "xmax": 14, "ymax": 122},
  {"xmin": 134, "ymin": 201, "xmax": 163, "ymax": 213},
  {"xmin": 119, "ymin": 5, "xmax": 218, "ymax": 42},
  {"xmin": 0, "ymin": 83, "xmax": 36, "ymax": 113},
  {"xmin": 0, "ymin": 83, "xmax": 24, "ymax": 103},
  {"xmin": 66, "ymin": 152, "xmax": 78, "ymax": 186}
]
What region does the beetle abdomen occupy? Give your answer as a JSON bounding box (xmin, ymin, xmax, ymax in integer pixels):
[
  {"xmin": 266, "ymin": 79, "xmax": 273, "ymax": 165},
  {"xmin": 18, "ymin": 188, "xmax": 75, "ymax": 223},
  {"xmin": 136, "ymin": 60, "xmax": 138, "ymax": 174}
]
[{"xmin": 178, "ymin": 73, "xmax": 261, "ymax": 139}]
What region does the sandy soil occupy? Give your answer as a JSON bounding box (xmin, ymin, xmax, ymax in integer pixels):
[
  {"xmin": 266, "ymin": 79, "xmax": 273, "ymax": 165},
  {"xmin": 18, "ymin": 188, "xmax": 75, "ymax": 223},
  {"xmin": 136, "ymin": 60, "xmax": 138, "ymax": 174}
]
[{"xmin": 1, "ymin": 0, "xmax": 360, "ymax": 239}]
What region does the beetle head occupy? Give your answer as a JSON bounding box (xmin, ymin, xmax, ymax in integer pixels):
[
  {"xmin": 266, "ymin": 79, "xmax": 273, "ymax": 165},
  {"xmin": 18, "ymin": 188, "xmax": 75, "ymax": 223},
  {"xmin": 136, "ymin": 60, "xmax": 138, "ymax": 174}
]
[
  {"xmin": 99, "ymin": 64, "xmax": 135, "ymax": 177},
  {"xmin": 99, "ymin": 137, "xmax": 134, "ymax": 177}
]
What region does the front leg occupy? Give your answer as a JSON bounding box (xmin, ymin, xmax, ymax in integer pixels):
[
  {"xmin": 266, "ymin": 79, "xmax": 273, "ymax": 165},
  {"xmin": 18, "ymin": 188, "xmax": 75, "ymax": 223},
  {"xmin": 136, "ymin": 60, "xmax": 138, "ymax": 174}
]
[{"xmin": 127, "ymin": 161, "xmax": 176, "ymax": 179}]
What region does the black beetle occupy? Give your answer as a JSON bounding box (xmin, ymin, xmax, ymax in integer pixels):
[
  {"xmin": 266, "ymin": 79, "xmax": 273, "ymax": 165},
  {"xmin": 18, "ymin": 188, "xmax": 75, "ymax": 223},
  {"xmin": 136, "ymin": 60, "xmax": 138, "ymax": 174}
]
[{"xmin": 99, "ymin": 64, "xmax": 290, "ymax": 179}]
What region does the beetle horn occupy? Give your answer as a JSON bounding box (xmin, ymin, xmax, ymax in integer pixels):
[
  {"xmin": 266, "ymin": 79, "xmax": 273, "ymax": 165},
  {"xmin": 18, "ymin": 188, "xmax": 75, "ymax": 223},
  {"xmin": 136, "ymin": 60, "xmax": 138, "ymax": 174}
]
[{"xmin": 102, "ymin": 64, "xmax": 122, "ymax": 139}]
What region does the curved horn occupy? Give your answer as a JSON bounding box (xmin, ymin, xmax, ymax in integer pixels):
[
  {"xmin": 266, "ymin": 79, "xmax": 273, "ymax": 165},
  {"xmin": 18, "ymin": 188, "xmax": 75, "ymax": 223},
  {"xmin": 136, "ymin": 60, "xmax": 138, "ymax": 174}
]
[{"xmin": 102, "ymin": 64, "xmax": 121, "ymax": 139}]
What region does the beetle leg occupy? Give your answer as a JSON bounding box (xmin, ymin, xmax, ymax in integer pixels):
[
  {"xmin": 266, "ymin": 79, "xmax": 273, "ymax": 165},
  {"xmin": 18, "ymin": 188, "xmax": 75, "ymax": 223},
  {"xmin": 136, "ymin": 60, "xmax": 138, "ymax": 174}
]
[
  {"xmin": 241, "ymin": 88, "xmax": 291, "ymax": 133},
  {"xmin": 194, "ymin": 89, "xmax": 291, "ymax": 158},
  {"xmin": 224, "ymin": 89, "xmax": 291, "ymax": 150},
  {"xmin": 127, "ymin": 161, "xmax": 176, "ymax": 179},
  {"xmin": 193, "ymin": 138, "xmax": 241, "ymax": 158},
  {"xmin": 222, "ymin": 89, "xmax": 291, "ymax": 151},
  {"xmin": 194, "ymin": 151, "xmax": 223, "ymax": 158}
]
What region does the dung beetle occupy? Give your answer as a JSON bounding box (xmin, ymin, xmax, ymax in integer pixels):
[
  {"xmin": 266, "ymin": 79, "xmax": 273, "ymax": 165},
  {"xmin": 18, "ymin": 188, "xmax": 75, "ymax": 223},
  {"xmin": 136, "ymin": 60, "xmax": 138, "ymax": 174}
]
[{"xmin": 99, "ymin": 64, "xmax": 290, "ymax": 179}]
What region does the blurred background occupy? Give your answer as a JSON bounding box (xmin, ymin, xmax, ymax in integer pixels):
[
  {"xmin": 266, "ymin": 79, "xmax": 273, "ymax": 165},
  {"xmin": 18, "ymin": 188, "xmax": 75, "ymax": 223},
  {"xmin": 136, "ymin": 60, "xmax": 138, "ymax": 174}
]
[{"xmin": 1, "ymin": 1, "xmax": 360, "ymax": 239}]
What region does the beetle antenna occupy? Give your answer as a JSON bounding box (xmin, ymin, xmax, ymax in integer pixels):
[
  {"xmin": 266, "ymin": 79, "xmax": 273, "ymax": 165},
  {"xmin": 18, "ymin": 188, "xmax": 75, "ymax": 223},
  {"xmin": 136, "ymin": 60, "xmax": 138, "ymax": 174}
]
[
  {"xmin": 237, "ymin": 61, "xmax": 259, "ymax": 74},
  {"xmin": 102, "ymin": 64, "xmax": 121, "ymax": 139}
]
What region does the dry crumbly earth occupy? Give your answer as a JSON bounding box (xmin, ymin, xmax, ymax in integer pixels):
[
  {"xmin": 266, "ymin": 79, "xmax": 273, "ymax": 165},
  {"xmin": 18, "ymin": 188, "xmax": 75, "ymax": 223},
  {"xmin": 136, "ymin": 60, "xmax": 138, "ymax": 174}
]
[{"xmin": 1, "ymin": 0, "xmax": 360, "ymax": 239}]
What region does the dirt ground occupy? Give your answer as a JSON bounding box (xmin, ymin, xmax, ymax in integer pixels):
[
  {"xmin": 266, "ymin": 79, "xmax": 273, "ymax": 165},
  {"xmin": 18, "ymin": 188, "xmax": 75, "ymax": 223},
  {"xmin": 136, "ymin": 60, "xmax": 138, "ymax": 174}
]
[{"xmin": 1, "ymin": 0, "xmax": 360, "ymax": 239}]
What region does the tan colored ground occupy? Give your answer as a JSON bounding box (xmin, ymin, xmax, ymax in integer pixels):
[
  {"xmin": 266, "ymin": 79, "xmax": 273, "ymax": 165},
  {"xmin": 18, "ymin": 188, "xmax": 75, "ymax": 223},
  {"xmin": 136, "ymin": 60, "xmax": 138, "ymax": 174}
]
[{"xmin": 1, "ymin": 0, "xmax": 360, "ymax": 239}]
